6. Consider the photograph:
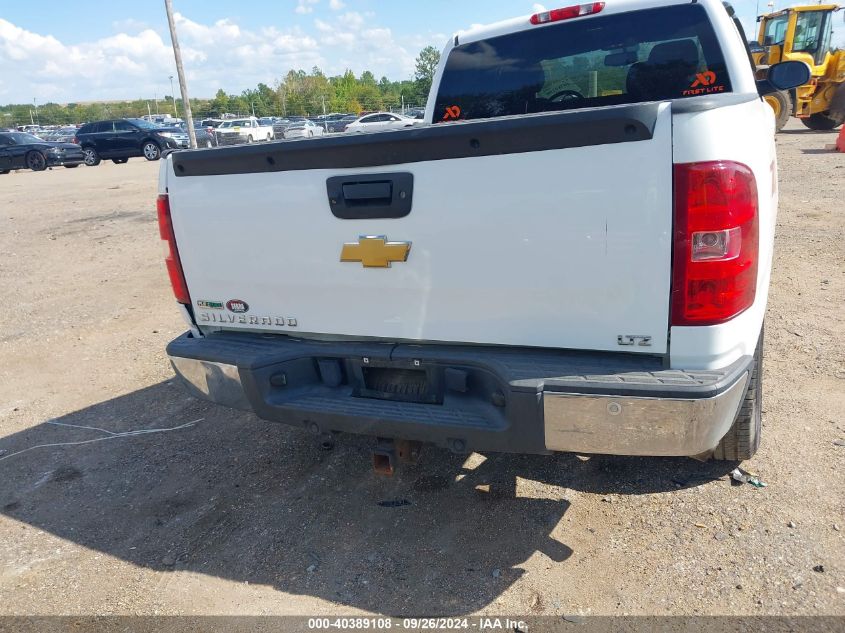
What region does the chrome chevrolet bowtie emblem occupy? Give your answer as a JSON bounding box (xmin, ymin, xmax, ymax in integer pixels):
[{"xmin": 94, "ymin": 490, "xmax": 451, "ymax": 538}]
[{"xmin": 340, "ymin": 236, "xmax": 411, "ymax": 268}]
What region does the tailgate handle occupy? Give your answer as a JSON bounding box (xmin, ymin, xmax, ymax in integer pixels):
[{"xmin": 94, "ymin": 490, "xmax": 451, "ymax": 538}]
[
  {"xmin": 327, "ymin": 172, "xmax": 413, "ymax": 219},
  {"xmin": 342, "ymin": 182, "xmax": 392, "ymax": 201}
]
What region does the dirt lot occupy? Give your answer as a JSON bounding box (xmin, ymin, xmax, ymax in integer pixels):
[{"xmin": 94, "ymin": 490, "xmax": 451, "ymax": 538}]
[{"xmin": 0, "ymin": 122, "xmax": 843, "ymax": 620}]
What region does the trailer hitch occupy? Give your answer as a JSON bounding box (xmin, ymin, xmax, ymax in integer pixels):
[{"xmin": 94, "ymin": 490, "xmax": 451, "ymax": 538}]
[
  {"xmin": 372, "ymin": 438, "xmax": 423, "ymax": 475},
  {"xmin": 372, "ymin": 438, "xmax": 396, "ymax": 475}
]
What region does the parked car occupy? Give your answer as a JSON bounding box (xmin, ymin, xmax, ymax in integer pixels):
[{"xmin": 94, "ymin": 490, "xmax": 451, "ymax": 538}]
[
  {"xmin": 344, "ymin": 112, "xmax": 423, "ymax": 133},
  {"xmin": 75, "ymin": 118, "xmax": 185, "ymax": 165},
  {"xmin": 0, "ymin": 131, "xmax": 84, "ymax": 172},
  {"xmin": 283, "ymin": 119, "xmax": 325, "ymax": 139},
  {"xmin": 193, "ymin": 123, "xmax": 218, "ymax": 148},
  {"xmin": 327, "ymin": 114, "xmax": 358, "ymax": 133},
  {"xmin": 53, "ymin": 127, "xmax": 79, "ymax": 142},
  {"xmin": 159, "ymin": 0, "xmax": 810, "ymax": 468},
  {"xmin": 215, "ymin": 117, "xmax": 275, "ymax": 145},
  {"xmin": 310, "ymin": 113, "xmax": 347, "ymax": 132},
  {"xmin": 272, "ymin": 118, "xmax": 292, "ymax": 139},
  {"xmin": 175, "ymin": 121, "xmax": 218, "ymax": 148}
]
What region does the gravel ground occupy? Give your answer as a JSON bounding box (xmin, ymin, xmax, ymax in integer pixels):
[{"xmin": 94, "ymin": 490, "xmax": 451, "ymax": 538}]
[{"xmin": 0, "ymin": 122, "xmax": 843, "ymax": 619}]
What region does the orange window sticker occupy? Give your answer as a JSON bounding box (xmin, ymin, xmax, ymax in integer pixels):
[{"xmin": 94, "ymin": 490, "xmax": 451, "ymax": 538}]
[
  {"xmin": 442, "ymin": 105, "xmax": 461, "ymax": 121},
  {"xmin": 682, "ymin": 70, "xmax": 725, "ymax": 97},
  {"xmin": 690, "ymin": 71, "xmax": 717, "ymax": 88}
]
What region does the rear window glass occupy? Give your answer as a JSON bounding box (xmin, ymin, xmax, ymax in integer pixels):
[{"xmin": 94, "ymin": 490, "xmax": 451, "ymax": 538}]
[{"xmin": 433, "ymin": 4, "xmax": 730, "ymax": 123}]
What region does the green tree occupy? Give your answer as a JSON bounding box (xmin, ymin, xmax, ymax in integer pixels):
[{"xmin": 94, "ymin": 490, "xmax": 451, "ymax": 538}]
[{"xmin": 414, "ymin": 45, "xmax": 441, "ymax": 100}]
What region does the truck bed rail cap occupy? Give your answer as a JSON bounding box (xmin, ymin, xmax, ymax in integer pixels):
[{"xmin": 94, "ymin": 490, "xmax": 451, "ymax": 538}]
[{"xmin": 170, "ymin": 103, "xmax": 660, "ymax": 177}]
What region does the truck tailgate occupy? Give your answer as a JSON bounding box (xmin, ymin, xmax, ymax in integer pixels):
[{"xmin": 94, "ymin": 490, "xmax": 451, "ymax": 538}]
[{"xmin": 166, "ymin": 103, "xmax": 672, "ymax": 354}]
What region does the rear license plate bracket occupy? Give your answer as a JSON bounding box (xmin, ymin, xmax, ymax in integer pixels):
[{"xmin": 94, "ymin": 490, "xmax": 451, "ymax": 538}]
[{"xmin": 351, "ymin": 359, "xmax": 443, "ymax": 404}]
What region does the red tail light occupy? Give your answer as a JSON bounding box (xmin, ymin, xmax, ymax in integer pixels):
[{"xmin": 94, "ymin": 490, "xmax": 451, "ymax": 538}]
[
  {"xmin": 72, "ymin": 137, "xmax": 79, "ymax": 144},
  {"xmin": 530, "ymin": 2, "xmax": 604, "ymax": 24},
  {"xmin": 156, "ymin": 194, "xmax": 191, "ymax": 304},
  {"xmin": 671, "ymin": 161, "xmax": 758, "ymax": 326}
]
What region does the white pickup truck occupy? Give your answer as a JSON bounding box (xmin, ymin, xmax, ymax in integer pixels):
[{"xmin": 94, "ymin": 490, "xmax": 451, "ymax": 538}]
[
  {"xmin": 157, "ymin": 0, "xmax": 808, "ymax": 468},
  {"xmin": 213, "ymin": 117, "xmax": 274, "ymax": 145}
]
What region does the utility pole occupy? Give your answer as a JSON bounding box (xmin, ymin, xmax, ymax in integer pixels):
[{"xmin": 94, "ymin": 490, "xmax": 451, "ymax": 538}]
[
  {"xmin": 155, "ymin": 91, "xmax": 159, "ymax": 115},
  {"xmin": 169, "ymin": 75, "xmax": 176, "ymax": 117},
  {"xmin": 164, "ymin": 0, "xmax": 197, "ymax": 148},
  {"xmin": 33, "ymin": 98, "xmax": 39, "ymax": 125}
]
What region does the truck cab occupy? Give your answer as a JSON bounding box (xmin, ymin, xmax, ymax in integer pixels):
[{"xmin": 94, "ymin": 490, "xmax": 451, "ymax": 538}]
[{"xmin": 214, "ymin": 117, "xmax": 275, "ymax": 145}]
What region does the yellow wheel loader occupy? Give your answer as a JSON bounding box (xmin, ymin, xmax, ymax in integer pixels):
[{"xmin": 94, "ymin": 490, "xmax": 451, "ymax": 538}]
[{"xmin": 754, "ymin": 5, "xmax": 845, "ymax": 131}]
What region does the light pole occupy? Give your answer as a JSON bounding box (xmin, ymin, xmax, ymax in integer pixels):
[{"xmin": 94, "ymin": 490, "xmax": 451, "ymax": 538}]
[
  {"xmin": 169, "ymin": 75, "xmax": 177, "ymax": 118},
  {"xmin": 164, "ymin": 0, "xmax": 197, "ymax": 148}
]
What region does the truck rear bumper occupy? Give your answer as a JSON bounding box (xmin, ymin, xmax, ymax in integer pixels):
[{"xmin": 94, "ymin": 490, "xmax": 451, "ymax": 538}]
[{"xmin": 167, "ymin": 332, "xmax": 751, "ymax": 457}]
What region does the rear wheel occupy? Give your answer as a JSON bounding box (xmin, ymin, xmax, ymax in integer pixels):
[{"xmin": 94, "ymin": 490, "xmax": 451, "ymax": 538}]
[
  {"xmin": 112, "ymin": 158, "xmax": 129, "ymax": 164},
  {"xmin": 713, "ymin": 328, "xmax": 763, "ymax": 461},
  {"xmin": 801, "ymin": 112, "xmax": 843, "ymax": 131},
  {"xmin": 247, "ymin": 135, "xmax": 254, "ymax": 144},
  {"xmin": 764, "ymin": 91, "xmax": 791, "ymax": 132},
  {"xmin": 266, "ymin": 133, "xmax": 272, "ymax": 141},
  {"xmin": 26, "ymin": 151, "xmax": 47, "ymax": 171},
  {"xmin": 83, "ymin": 147, "xmax": 101, "ymax": 166},
  {"xmin": 0, "ymin": 169, "xmax": 9, "ymax": 174},
  {"xmin": 142, "ymin": 142, "xmax": 161, "ymax": 161}
]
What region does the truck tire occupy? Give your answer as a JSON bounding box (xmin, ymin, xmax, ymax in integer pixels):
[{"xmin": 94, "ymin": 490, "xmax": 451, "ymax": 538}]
[
  {"xmin": 713, "ymin": 328, "xmax": 763, "ymax": 461},
  {"xmin": 764, "ymin": 91, "xmax": 791, "ymax": 132},
  {"xmin": 801, "ymin": 112, "xmax": 843, "ymax": 131}
]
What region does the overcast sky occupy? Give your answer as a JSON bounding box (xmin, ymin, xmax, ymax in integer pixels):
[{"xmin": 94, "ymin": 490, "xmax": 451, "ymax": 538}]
[{"xmin": 0, "ymin": 0, "xmax": 840, "ymax": 104}]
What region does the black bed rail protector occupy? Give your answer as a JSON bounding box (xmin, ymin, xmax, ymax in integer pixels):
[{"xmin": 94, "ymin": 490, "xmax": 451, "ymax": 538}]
[{"xmin": 170, "ymin": 103, "xmax": 660, "ymax": 177}]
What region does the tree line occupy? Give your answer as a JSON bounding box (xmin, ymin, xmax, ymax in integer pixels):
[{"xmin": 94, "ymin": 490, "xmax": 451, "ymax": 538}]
[{"xmin": 1, "ymin": 46, "xmax": 441, "ymax": 127}]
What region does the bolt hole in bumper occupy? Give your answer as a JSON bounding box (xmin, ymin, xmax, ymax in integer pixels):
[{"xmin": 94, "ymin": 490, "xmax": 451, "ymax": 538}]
[{"xmin": 167, "ymin": 332, "xmax": 750, "ymax": 457}]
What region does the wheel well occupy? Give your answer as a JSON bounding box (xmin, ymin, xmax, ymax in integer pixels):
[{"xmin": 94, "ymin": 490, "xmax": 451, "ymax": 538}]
[{"xmin": 140, "ymin": 138, "xmax": 161, "ymax": 147}]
